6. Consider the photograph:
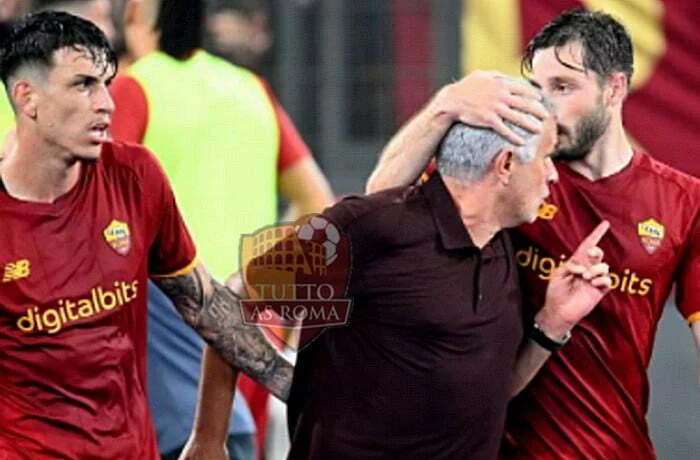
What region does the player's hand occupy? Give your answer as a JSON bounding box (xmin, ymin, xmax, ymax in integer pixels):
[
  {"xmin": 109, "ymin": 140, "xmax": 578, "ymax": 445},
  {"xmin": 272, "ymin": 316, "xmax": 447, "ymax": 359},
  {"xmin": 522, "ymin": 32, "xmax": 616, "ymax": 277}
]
[
  {"xmin": 177, "ymin": 436, "xmax": 228, "ymax": 460},
  {"xmin": 539, "ymin": 221, "xmax": 612, "ymax": 338},
  {"xmin": 431, "ymin": 70, "xmax": 550, "ymax": 145}
]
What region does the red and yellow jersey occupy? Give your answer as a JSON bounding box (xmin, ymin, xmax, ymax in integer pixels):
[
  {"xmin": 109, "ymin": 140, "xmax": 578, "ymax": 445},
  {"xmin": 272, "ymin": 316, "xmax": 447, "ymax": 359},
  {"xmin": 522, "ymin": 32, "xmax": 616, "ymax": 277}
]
[
  {"xmin": 0, "ymin": 141, "xmax": 196, "ymax": 459},
  {"xmin": 504, "ymin": 152, "xmax": 700, "ymax": 459}
]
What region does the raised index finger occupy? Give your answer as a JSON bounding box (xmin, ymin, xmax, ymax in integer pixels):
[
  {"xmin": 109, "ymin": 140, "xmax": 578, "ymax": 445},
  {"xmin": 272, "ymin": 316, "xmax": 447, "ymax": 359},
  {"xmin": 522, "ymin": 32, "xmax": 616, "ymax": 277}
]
[{"xmin": 571, "ymin": 220, "xmax": 610, "ymax": 261}]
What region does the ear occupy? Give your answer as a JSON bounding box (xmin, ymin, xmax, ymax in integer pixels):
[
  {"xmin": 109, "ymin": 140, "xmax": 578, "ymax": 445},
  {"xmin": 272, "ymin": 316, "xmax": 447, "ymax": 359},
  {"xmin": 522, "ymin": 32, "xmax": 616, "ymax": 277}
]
[
  {"xmin": 493, "ymin": 149, "xmax": 515, "ymax": 186},
  {"xmin": 604, "ymin": 72, "xmax": 628, "ymax": 106},
  {"xmin": 11, "ymin": 80, "xmax": 38, "ymax": 119}
]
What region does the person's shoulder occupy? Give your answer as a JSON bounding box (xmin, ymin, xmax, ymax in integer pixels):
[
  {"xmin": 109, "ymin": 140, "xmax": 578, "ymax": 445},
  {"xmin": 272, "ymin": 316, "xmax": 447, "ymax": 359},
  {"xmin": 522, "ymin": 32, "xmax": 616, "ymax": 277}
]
[
  {"xmin": 99, "ymin": 140, "xmax": 161, "ymax": 179},
  {"xmin": 324, "ymin": 185, "xmax": 421, "ymax": 233},
  {"xmin": 637, "ymin": 152, "xmax": 700, "ymax": 198},
  {"xmin": 196, "ymin": 51, "xmax": 257, "ymax": 78},
  {"xmin": 111, "ymin": 72, "xmax": 141, "ymax": 86},
  {"xmin": 110, "ymin": 73, "xmax": 144, "ymax": 95}
]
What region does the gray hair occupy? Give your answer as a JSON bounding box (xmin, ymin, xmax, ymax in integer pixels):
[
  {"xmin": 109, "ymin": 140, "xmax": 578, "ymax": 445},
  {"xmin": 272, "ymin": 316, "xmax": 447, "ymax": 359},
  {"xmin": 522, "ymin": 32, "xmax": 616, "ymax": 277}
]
[{"xmin": 436, "ymin": 79, "xmax": 554, "ymax": 183}]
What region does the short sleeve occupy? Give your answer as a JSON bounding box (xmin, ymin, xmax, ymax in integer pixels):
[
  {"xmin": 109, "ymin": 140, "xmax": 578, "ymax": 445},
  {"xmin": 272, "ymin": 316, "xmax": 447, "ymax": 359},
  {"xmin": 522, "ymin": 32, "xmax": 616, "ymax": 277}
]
[
  {"xmin": 256, "ymin": 77, "xmax": 311, "ymax": 172},
  {"xmin": 676, "ymin": 216, "xmax": 700, "ymax": 324},
  {"xmin": 140, "ymin": 148, "xmax": 197, "ymax": 277},
  {"xmin": 110, "ymin": 74, "xmax": 149, "ymax": 144}
]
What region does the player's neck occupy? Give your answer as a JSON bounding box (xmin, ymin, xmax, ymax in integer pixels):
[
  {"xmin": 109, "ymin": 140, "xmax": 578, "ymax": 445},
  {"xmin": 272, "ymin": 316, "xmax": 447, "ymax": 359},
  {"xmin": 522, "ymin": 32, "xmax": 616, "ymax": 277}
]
[
  {"xmin": 443, "ymin": 177, "xmax": 501, "ymax": 249},
  {"xmin": 567, "ymin": 120, "xmax": 633, "ymax": 181},
  {"xmin": 0, "ymin": 135, "xmax": 82, "ymax": 203}
]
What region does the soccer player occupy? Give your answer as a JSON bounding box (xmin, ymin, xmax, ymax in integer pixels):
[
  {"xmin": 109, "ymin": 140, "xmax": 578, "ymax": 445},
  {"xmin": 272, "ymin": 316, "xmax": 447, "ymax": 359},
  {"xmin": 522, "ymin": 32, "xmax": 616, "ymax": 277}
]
[
  {"xmin": 0, "ymin": 11, "xmax": 291, "ymax": 459},
  {"xmin": 366, "ymin": 8, "xmax": 700, "ymax": 460}
]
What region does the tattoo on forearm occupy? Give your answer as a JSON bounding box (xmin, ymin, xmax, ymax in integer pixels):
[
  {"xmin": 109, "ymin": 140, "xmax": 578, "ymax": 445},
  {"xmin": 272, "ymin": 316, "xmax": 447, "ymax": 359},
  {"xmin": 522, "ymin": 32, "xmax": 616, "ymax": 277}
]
[{"xmin": 155, "ymin": 265, "xmax": 293, "ymax": 401}]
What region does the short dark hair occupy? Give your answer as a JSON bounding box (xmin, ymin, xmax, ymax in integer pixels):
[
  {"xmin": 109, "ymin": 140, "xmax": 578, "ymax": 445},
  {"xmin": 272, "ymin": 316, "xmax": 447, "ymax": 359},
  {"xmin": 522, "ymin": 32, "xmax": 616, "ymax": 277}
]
[
  {"xmin": 522, "ymin": 8, "xmax": 634, "ymax": 84},
  {"xmin": 157, "ymin": 0, "xmax": 205, "ymax": 60},
  {"xmin": 0, "ymin": 11, "xmax": 116, "ymax": 87}
]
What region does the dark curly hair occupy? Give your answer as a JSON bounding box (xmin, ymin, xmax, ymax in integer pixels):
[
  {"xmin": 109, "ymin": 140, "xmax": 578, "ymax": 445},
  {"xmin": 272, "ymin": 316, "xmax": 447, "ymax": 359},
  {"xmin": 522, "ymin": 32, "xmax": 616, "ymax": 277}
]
[{"xmin": 522, "ymin": 8, "xmax": 634, "ymax": 84}]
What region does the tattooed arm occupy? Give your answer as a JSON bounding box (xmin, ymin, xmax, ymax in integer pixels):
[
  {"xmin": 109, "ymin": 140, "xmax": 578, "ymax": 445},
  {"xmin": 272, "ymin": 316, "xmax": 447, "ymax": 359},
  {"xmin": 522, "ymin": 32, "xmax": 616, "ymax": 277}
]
[{"xmin": 153, "ymin": 262, "xmax": 293, "ymax": 401}]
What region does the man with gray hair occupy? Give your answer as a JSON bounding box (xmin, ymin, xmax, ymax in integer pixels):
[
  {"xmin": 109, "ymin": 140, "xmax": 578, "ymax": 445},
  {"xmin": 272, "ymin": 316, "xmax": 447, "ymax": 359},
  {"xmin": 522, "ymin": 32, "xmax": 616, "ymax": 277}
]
[{"xmin": 278, "ymin": 81, "xmax": 613, "ymax": 459}]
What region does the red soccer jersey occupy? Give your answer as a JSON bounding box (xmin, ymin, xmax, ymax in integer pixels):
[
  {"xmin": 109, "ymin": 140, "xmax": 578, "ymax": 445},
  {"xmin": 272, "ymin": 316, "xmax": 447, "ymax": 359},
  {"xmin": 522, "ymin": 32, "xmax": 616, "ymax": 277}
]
[
  {"xmin": 0, "ymin": 141, "xmax": 196, "ymax": 459},
  {"xmin": 503, "ymin": 152, "xmax": 700, "ymax": 459}
]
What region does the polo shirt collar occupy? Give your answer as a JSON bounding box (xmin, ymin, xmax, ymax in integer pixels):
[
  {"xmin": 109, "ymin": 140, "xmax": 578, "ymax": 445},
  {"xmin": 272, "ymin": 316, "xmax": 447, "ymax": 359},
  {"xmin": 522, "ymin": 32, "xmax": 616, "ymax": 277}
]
[{"xmin": 422, "ymin": 173, "xmax": 477, "ymax": 250}]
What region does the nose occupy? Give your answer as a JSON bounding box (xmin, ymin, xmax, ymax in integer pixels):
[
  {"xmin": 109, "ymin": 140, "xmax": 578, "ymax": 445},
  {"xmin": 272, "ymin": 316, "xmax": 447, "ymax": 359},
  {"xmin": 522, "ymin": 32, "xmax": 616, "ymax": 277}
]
[{"xmin": 93, "ymin": 84, "xmax": 115, "ymax": 115}]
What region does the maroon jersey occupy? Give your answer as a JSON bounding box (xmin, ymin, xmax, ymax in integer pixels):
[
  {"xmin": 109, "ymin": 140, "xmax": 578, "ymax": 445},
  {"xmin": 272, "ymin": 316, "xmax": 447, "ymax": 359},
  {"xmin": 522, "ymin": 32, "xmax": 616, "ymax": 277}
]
[
  {"xmin": 503, "ymin": 152, "xmax": 700, "ymax": 459},
  {"xmin": 0, "ymin": 142, "xmax": 196, "ymax": 459}
]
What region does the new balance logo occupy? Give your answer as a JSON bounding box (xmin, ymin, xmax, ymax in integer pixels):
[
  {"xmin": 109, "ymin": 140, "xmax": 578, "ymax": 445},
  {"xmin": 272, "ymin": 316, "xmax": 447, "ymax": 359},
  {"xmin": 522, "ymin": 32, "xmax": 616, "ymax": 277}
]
[
  {"xmin": 537, "ymin": 203, "xmax": 558, "ymax": 220},
  {"xmin": 3, "ymin": 259, "xmax": 31, "ymax": 282}
]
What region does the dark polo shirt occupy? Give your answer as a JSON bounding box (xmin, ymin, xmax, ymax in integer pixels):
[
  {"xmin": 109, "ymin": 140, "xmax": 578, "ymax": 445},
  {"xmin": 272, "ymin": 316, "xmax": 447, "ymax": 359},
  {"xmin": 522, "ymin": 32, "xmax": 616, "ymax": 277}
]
[{"xmin": 287, "ymin": 174, "xmax": 524, "ymax": 460}]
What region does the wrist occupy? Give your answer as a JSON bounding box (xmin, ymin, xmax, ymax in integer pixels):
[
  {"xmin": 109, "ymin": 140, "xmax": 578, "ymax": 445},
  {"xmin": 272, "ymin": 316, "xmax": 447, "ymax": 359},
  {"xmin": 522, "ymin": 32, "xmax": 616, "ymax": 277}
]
[
  {"xmin": 535, "ymin": 307, "xmax": 573, "ymax": 341},
  {"xmin": 427, "ymin": 86, "xmax": 459, "ymax": 130},
  {"xmin": 190, "ymin": 426, "xmax": 228, "ymax": 445},
  {"xmin": 530, "ymin": 321, "xmax": 571, "ymax": 352}
]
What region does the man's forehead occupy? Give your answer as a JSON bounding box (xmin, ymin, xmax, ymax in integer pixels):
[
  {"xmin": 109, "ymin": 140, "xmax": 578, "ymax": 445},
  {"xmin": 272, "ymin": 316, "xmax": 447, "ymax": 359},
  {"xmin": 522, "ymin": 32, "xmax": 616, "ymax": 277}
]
[
  {"xmin": 51, "ymin": 46, "xmax": 114, "ymax": 76},
  {"xmin": 531, "ymin": 42, "xmax": 587, "ymax": 78}
]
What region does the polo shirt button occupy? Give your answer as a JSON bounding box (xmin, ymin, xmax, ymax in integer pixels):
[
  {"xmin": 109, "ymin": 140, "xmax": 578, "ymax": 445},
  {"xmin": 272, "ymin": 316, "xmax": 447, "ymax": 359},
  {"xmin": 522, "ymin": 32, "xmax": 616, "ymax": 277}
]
[{"xmin": 478, "ymin": 294, "xmax": 483, "ymax": 302}]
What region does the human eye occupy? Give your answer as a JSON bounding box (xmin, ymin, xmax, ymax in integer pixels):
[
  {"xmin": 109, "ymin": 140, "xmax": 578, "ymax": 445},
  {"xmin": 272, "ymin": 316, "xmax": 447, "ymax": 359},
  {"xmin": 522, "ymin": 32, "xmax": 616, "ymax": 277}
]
[
  {"xmin": 73, "ymin": 76, "xmax": 97, "ymax": 91},
  {"xmin": 550, "ymin": 79, "xmax": 576, "ymax": 95}
]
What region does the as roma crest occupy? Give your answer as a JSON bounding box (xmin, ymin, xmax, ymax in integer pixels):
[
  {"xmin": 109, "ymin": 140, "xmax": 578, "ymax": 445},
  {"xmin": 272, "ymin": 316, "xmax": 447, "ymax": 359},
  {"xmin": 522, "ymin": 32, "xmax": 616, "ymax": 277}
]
[
  {"xmin": 103, "ymin": 220, "xmax": 131, "ymax": 256},
  {"xmin": 637, "ymin": 218, "xmax": 665, "ymax": 255}
]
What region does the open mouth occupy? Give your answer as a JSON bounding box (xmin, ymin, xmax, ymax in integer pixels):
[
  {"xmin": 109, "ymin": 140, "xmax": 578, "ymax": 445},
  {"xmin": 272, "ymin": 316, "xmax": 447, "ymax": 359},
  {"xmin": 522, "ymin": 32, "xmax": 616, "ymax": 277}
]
[{"xmin": 89, "ymin": 123, "xmax": 110, "ymax": 141}]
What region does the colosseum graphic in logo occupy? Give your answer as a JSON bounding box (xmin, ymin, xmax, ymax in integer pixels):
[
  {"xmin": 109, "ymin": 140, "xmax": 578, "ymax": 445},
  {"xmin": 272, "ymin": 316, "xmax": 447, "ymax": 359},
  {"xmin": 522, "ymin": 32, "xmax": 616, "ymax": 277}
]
[{"xmin": 239, "ymin": 214, "xmax": 352, "ymax": 351}]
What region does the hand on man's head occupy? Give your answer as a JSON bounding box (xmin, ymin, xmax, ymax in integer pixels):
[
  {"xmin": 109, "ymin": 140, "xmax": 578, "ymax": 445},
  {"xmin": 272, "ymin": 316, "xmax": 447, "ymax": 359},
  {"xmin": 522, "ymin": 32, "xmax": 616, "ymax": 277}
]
[{"xmin": 434, "ymin": 70, "xmax": 550, "ymax": 145}]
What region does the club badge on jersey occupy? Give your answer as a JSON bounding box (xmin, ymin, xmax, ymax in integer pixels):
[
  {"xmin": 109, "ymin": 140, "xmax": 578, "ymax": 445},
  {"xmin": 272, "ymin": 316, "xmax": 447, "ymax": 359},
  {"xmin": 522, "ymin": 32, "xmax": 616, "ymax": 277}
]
[
  {"xmin": 637, "ymin": 218, "xmax": 665, "ymax": 255},
  {"xmin": 103, "ymin": 220, "xmax": 132, "ymax": 256}
]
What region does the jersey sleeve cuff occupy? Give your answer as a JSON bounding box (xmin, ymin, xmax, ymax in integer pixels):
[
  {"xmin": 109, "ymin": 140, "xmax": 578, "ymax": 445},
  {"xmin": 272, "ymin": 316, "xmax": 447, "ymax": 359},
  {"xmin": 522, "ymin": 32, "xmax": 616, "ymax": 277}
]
[
  {"xmin": 686, "ymin": 311, "xmax": 700, "ymax": 325},
  {"xmin": 150, "ymin": 256, "xmax": 198, "ymax": 279}
]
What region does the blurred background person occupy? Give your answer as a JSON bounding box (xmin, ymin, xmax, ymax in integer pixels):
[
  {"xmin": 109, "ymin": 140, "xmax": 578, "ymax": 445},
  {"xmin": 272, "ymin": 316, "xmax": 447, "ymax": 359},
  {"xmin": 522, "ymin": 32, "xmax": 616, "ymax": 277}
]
[
  {"xmin": 30, "ymin": 0, "xmax": 115, "ymax": 42},
  {"xmin": 109, "ymin": 0, "xmax": 333, "ymax": 459},
  {"xmin": 205, "ymin": 0, "xmax": 272, "ymax": 73},
  {"xmin": 110, "ymin": 0, "xmax": 134, "ymax": 69},
  {"xmin": 0, "ymin": 0, "xmax": 26, "ymax": 21}
]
